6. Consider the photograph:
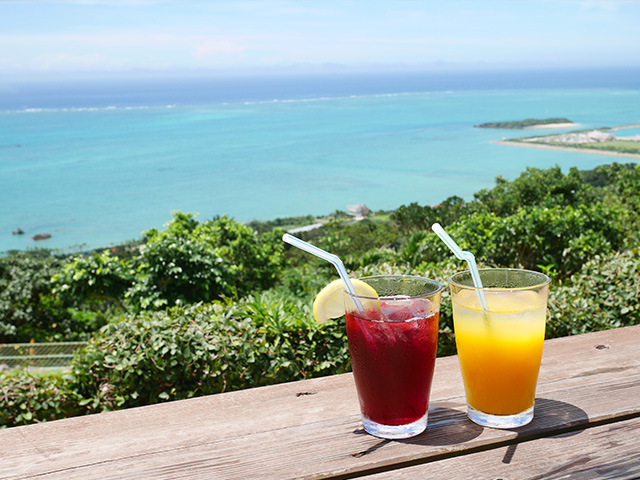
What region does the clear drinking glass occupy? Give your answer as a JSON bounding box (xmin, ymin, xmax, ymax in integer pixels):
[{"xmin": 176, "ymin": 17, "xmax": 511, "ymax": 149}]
[
  {"xmin": 449, "ymin": 268, "xmax": 551, "ymax": 428},
  {"xmin": 344, "ymin": 275, "xmax": 442, "ymax": 439}
]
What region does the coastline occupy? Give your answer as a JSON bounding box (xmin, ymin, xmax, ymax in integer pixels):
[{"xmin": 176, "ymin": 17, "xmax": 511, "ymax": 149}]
[
  {"xmin": 524, "ymin": 122, "xmax": 577, "ymax": 129},
  {"xmin": 492, "ymin": 140, "xmax": 640, "ymax": 159},
  {"xmin": 609, "ymin": 123, "xmax": 640, "ymax": 131},
  {"xmin": 4, "ymin": 73, "xmax": 640, "ymax": 255}
]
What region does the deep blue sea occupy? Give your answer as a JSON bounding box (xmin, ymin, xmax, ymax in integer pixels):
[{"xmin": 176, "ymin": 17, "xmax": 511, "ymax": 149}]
[{"xmin": 1, "ymin": 68, "xmax": 639, "ymax": 253}]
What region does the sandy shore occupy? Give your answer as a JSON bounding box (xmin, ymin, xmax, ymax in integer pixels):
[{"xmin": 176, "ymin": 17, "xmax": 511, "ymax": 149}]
[
  {"xmin": 492, "ymin": 140, "xmax": 640, "ymax": 159},
  {"xmin": 609, "ymin": 123, "xmax": 640, "ymax": 131}
]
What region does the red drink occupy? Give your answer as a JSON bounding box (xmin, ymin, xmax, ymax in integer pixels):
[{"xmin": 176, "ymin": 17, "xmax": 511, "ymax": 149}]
[{"xmin": 346, "ymin": 299, "xmax": 439, "ymax": 427}]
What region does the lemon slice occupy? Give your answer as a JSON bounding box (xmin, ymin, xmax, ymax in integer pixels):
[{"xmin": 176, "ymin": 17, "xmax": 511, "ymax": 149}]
[{"xmin": 313, "ymin": 279, "xmax": 379, "ymax": 323}]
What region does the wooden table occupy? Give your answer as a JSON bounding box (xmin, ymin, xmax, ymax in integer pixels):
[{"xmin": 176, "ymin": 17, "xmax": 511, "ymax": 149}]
[{"xmin": 2, "ymin": 325, "xmax": 639, "ymax": 479}]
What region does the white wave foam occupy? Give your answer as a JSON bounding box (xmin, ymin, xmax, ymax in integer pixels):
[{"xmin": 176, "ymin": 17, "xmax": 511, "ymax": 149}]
[
  {"xmin": 238, "ymin": 89, "xmax": 457, "ymax": 106},
  {"xmin": 2, "ymin": 89, "xmax": 459, "ymax": 114},
  {"xmin": 3, "ymin": 104, "xmax": 167, "ymax": 114}
]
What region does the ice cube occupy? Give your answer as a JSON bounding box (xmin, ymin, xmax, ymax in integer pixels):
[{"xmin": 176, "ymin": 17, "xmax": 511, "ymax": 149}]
[
  {"xmin": 380, "ymin": 300, "xmax": 411, "ymax": 320},
  {"xmin": 407, "ymin": 298, "xmax": 432, "ymax": 320}
]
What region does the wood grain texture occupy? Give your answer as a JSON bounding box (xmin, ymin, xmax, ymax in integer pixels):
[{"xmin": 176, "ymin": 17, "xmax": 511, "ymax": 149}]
[
  {"xmin": 1, "ymin": 325, "xmax": 639, "ymax": 480},
  {"xmin": 364, "ymin": 417, "xmax": 640, "ymax": 480}
]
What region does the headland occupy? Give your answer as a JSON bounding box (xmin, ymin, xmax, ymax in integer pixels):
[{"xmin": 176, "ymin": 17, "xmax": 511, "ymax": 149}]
[
  {"xmin": 475, "ymin": 118, "xmax": 576, "ymax": 129},
  {"xmin": 490, "ymin": 123, "xmax": 640, "ymax": 159}
]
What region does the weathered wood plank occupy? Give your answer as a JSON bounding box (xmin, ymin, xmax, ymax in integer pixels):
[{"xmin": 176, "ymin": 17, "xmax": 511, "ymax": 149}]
[
  {"xmin": 1, "ymin": 325, "xmax": 639, "ymax": 480},
  {"xmin": 364, "ymin": 416, "xmax": 640, "ymax": 479}
]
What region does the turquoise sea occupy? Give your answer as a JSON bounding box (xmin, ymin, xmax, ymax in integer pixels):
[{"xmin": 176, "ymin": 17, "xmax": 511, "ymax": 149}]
[{"xmin": 1, "ymin": 68, "xmax": 639, "ymax": 253}]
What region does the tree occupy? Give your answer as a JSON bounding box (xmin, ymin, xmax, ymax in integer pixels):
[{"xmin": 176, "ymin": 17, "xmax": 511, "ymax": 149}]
[
  {"xmin": 472, "ymin": 166, "xmax": 594, "ymax": 216},
  {"xmin": 128, "ymin": 212, "xmax": 286, "ymax": 308},
  {"xmin": 0, "ymin": 251, "xmax": 73, "ymax": 342},
  {"xmin": 52, "ymin": 250, "xmax": 133, "ymax": 313}
]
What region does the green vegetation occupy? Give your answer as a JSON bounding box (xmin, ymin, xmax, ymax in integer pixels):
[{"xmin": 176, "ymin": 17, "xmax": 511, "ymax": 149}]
[
  {"xmin": 245, "ymin": 214, "xmax": 317, "ymax": 234},
  {"xmin": 1, "ymin": 162, "xmax": 639, "ymax": 428},
  {"xmin": 475, "ymin": 118, "xmax": 572, "ymax": 129},
  {"xmin": 567, "ymin": 140, "xmax": 640, "ymax": 155},
  {"xmin": 505, "ymin": 126, "xmax": 640, "ymax": 157}
]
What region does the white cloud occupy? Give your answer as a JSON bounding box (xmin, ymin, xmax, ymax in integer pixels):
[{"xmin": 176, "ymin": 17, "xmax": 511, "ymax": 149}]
[{"xmin": 1, "ymin": 0, "xmax": 639, "ymax": 76}]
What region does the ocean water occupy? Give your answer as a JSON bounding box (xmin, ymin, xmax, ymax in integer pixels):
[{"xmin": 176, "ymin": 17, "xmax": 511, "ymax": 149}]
[{"xmin": 1, "ymin": 68, "xmax": 639, "ymax": 253}]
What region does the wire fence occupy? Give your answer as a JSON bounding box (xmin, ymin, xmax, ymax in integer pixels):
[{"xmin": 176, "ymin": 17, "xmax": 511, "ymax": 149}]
[{"xmin": 0, "ymin": 342, "xmax": 87, "ymax": 369}]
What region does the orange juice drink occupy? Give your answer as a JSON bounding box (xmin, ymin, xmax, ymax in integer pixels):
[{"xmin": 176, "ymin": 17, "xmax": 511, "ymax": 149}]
[{"xmin": 449, "ymin": 269, "xmax": 550, "ymax": 429}]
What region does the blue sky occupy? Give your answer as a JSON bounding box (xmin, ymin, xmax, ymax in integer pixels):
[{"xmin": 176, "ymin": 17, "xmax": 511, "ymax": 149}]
[{"xmin": 2, "ymin": 0, "xmax": 639, "ymax": 79}]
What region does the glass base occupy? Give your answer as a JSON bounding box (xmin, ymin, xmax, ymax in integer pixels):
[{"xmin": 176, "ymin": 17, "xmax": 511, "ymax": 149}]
[
  {"xmin": 361, "ymin": 412, "xmax": 428, "ymax": 439},
  {"xmin": 467, "ymin": 403, "xmax": 534, "ymax": 429}
]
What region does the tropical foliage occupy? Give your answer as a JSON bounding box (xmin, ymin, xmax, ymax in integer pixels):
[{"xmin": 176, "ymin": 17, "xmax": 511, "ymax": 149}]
[{"xmin": 1, "ymin": 162, "xmax": 639, "ymax": 428}]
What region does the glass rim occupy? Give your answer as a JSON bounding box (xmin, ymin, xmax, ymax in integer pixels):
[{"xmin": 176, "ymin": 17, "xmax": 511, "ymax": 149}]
[
  {"xmin": 345, "ymin": 274, "xmax": 443, "ymax": 301},
  {"xmin": 449, "ymin": 267, "xmax": 551, "ymax": 292}
]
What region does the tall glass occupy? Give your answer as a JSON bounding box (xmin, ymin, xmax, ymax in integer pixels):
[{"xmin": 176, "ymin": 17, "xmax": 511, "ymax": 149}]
[
  {"xmin": 344, "ymin": 275, "xmax": 442, "ymax": 439},
  {"xmin": 449, "ymin": 268, "xmax": 551, "ymax": 428}
]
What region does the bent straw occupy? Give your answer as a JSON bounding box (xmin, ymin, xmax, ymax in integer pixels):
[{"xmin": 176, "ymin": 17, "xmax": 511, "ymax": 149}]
[
  {"xmin": 431, "ymin": 223, "xmax": 489, "ymax": 311},
  {"xmin": 282, "ymin": 233, "xmax": 364, "ymax": 312}
]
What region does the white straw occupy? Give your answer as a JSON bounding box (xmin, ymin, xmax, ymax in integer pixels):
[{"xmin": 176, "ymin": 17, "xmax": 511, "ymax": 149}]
[
  {"xmin": 431, "ymin": 223, "xmax": 489, "ymax": 311},
  {"xmin": 282, "ymin": 233, "xmax": 364, "ymax": 312}
]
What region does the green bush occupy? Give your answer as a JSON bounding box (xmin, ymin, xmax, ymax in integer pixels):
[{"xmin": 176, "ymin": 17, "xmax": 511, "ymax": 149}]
[
  {"xmin": 52, "ymin": 250, "xmax": 133, "ymax": 312},
  {"xmin": 472, "ymin": 166, "xmax": 595, "ymax": 216},
  {"xmin": 390, "ymin": 202, "xmax": 435, "ymax": 232},
  {"xmin": 397, "ymin": 230, "xmax": 433, "ymax": 268},
  {"xmin": 50, "ymin": 213, "xmax": 287, "ymax": 312},
  {"xmin": 317, "ymin": 219, "xmax": 400, "ymax": 264},
  {"xmin": 0, "ymin": 371, "xmax": 80, "ymax": 427},
  {"xmin": 403, "ymin": 203, "xmax": 623, "ymax": 279},
  {"xmin": 390, "ymin": 196, "xmax": 468, "ymax": 232},
  {"xmin": 0, "ymin": 251, "xmax": 95, "ymax": 342},
  {"xmin": 276, "ymin": 263, "xmax": 333, "ymax": 299},
  {"xmin": 70, "ymin": 299, "xmax": 350, "ymax": 412},
  {"xmin": 594, "ymin": 163, "xmax": 640, "ymax": 245},
  {"xmin": 2, "ymin": 163, "xmax": 639, "ymax": 428},
  {"xmin": 129, "ymin": 212, "xmax": 286, "ymax": 309},
  {"xmin": 547, "ymin": 249, "xmax": 640, "ymax": 338}
]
